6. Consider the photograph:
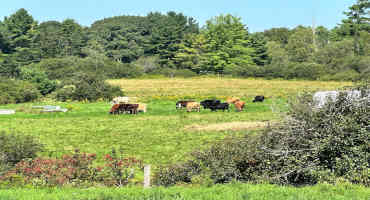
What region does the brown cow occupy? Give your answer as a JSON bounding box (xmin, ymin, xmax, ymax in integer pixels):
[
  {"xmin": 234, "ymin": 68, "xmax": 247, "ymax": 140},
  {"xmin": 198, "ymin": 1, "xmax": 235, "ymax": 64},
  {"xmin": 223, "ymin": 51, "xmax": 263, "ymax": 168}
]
[
  {"xmin": 109, "ymin": 104, "xmax": 138, "ymax": 114},
  {"xmin": 109, "ymin": 104, "xmax": 121, "ymax": 114},
  {"xmin": 186, "ymin": 102, "xmax": 200, "ymax": 112},
  {"xmin": 234, "ymin": 100, "xmax": 245, "ymax": 112}
]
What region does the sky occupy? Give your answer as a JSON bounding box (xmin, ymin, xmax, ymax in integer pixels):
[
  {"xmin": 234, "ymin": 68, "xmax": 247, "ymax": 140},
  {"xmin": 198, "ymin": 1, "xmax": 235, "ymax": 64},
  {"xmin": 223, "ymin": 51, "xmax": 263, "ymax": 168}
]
[{"xmin": 0, "ymin": 0, "xmax": 356, "ymax": 32}]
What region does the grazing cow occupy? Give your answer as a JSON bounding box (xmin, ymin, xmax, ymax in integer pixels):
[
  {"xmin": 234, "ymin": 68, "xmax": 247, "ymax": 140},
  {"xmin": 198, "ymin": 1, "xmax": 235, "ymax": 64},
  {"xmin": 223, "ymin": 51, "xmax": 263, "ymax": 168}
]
[
  {"xmin": 234, "ymin": 100, "xmax": 246, "ymax": 112},
  {"xmin": 209, "ymin": 103, "xmax": 229, "ymax": 112},
  {"xmin": 124, "ymin": 104, "xmax": 139, "ymax": 114},
  {"xmin": 109, "ymin": 103, "xmax": 138, "ymax": 114},
  {"xmin": 109, "ymin": 104, "xmax": 121, "ymax": 114},
  {"xmin": 176, "ymin": 100, "xmax": 195, "ymax": 109},
  {"xmin": 200, "ymin": 100, "xmax": 221, "ymax": 109},
  {"xmin": 138, "ymin": 103, "xmax": 147, "ymax": 113},
  {"xmin": 252, "ymin": 96, "xmax": 265, "ymax": 103},
  {"xmin": 226, "ymin": 97, "xmax": 240, "ymax": 104},
  {"xmin": 186, "ymin": 102, "xmax": 201, "ymax": 112}
]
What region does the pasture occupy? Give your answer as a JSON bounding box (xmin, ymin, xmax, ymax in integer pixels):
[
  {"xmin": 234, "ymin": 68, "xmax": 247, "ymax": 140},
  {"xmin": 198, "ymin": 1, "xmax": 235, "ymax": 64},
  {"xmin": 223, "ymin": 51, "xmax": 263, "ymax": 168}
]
[
  {"xmin": 0, "ymin": 78, "xmax": 352, "ymax": 166},
  {"xmin": 0, "ymin": 183, "xmax": 369, "ymax": 200}
]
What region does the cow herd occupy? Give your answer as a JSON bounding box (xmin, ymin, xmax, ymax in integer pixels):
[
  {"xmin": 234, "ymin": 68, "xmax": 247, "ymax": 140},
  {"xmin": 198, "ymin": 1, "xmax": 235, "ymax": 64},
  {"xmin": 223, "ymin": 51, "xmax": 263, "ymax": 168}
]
[{"xmin": 110, "ymin": 96, "xmax": 265, "ymax": 114}]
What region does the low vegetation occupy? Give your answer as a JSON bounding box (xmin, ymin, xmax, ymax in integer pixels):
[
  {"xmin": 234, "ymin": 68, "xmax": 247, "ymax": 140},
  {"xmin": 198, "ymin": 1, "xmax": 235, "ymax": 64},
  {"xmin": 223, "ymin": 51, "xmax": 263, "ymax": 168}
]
[{"xmin": 0, "ymin": 183, "xmax": 369, "ymax": 200}]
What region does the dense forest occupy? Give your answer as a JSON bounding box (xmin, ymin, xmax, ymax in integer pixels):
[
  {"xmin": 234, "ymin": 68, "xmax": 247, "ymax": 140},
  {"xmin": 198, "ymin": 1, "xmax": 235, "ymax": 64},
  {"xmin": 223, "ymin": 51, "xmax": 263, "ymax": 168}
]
[{"xmin": 0, "ymin": 1, "xmax": 369, "ymax": 95}]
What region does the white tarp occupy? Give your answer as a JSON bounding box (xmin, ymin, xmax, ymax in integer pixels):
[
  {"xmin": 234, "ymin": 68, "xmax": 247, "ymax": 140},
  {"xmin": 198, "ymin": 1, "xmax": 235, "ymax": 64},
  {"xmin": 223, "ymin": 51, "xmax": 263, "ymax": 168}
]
[
  {"xmin": 313, "ymin": 90, "xmax": 365, "ymax": 108},
  {"xmin": 32, "ymin": 105, "xmax": 68, "ymax": 112},
  {"xmin": 0, "ymin": 109, "xmax": 15, "ymax": 115}
]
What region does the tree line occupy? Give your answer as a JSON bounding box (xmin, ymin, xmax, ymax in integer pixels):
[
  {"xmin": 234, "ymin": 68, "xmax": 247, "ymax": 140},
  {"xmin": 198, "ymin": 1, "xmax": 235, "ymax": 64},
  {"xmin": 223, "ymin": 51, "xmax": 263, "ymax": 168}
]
[{"xmin": 0, "ymin": 0, "xmax": 369, "ymax": 82}]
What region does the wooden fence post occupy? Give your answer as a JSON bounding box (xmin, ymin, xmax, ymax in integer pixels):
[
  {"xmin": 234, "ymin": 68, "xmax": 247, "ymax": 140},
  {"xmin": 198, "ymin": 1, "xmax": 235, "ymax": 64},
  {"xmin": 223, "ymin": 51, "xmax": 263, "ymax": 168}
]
[{"xmin": 144, "ymin": 164, "xmax": 151, "ymax": 188}]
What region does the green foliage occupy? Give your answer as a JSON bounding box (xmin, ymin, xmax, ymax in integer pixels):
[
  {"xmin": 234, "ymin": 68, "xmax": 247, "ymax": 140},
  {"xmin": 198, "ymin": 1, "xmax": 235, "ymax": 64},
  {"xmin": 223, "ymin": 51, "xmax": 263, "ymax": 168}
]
[
  {"xmin": 320, "ymin": 70, "xmax": 361, "ymax": 81},
  {"xmin": 286, "ymin": 26, "xmax": 314, "ymax": 62},
  {"xmin": 89, "ymin": 16, "xmax": 149, "ymax": 63},
  {"xmin": 19, "ymin": 67, "xmax": 57, "ymax": 95},
  {"xmin": 263, "ymin": 27, "xmax": 292, "ymax": 46},
  {"xmin": 0, "ymin": 131, "xmax": 43, "ymax": 167},
  {"xmin": 147, "ymin": 12, "xmax": 199, "ymax": 68},
  {"xmin": 0, "ymin": 7, "xmax": 368, "ymax": 81},
  {"xmin": 249, "ymin": 32, "xmax": 269, "ymax": 66},
  {"xmin": 151, "ymin": 68, "xmax": 197, "ymax": 78},
  {"xmin": 0, "ymin": 79, "xmax": 40, "ymax": 104},
  {"xmin": 0, "ymin": 8, "xmax": 40, "ymax": 67},
  {"xmin": 54, "ymin": 72, "xmax": 123, "ymax": 101},
  {"xmin": 258, "ymin": 85, "xmax": 370, "ymax": 185}
]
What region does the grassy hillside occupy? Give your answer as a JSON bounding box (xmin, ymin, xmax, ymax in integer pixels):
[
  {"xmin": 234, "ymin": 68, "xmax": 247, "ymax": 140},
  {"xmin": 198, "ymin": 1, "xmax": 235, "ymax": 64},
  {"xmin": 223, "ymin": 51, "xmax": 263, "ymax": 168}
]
[{"xmin": 0, "ymin": 78, "xmax": 352, "ymax": 166}]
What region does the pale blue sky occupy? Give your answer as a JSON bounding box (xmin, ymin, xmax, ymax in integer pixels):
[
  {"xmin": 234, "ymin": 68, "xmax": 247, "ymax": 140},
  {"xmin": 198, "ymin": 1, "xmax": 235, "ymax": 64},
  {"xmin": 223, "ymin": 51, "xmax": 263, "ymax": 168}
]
[{"xmin": 0, "ymin": 0, "xmax": 356, "ymax": 32}]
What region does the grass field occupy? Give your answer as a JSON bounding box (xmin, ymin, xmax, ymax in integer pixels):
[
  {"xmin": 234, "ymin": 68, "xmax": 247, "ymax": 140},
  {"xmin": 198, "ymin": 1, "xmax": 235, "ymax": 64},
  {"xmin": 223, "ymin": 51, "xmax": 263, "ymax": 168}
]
[
  {"xmin": 0, "ymin": 78, "xmax": 352, "ymax": 166},
  {"xmin": 0, "ymin": 183, "xmax": 369, "ymax": 200},
  {"xmin": 108, "ymin": 78, "xmax": 352, "ymax": 100}
]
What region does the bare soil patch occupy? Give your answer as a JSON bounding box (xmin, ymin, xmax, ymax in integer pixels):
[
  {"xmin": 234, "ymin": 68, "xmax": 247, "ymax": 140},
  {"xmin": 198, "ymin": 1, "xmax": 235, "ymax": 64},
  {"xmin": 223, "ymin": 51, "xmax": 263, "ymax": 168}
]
[{"xmin": 185, "ymin": 121, "xmax": 270, "ymax": 132}]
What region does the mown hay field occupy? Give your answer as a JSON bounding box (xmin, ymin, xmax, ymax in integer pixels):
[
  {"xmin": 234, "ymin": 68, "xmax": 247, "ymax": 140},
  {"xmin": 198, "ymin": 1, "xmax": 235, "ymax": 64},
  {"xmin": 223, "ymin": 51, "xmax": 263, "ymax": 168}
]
[
  {"xmin": 0, "ymin": 78, "xmax": 352, "ymax": 166},
  {"xmin": 108, "ymin": 78, "xmax": 352, "ymax": 100}
]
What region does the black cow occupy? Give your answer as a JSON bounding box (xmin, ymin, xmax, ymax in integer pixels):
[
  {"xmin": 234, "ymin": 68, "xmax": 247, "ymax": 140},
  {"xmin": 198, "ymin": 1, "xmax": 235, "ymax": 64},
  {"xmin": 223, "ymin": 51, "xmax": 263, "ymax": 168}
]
[
  {"xmin": 209, "ymin": 103, "xmax": 229, "ymax": 112},
  {"xmin": 200, "ymin": 100, "xmax": 221, "ymax": 109},
  {"xmin": 253, "ymin": 96, "xmax": 265, "ymax": 102}
]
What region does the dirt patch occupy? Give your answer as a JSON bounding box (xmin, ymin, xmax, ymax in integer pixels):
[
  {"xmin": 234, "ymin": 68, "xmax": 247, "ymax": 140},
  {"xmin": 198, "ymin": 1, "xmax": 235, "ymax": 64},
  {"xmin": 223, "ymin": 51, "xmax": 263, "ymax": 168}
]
[{"xmin": 185, "ymin": 121, "xmax": 270, "ymax": 132}]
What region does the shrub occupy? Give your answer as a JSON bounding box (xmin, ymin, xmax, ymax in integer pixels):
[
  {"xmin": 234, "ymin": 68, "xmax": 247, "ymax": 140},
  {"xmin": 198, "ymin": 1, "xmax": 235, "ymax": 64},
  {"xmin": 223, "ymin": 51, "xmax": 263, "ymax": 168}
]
[
  {"xmin": 14, "ymin": 149, "xmax": 142, "ymax": 187},
  {"xmin": 224, "ymin": 64, "xmax": 262, "ymax": 77},
  {"xmin": 283, "ymin": 62, "xmax": 324, "ymax": 80},
  {"xmin": 151, "ymin": 68, "xmax": 197, "ymax": 78},
  {"xmin": 0, "ymin": 132, "xmax": 44, "ymax": 167},
  {"xmin": 0, "ymin": 79, "xmax": 40, "ymax": 104},
  {"xmin": 19, "ymin": 67, "xmax": 57, "ymax": 95},
  {"xmin": 54, "ymin": 72, "xmax": 123, "ymax": 102},
  {"xmin": 257, "ymin": 85, "xmax": 370, "ymax": 185},
  {"xmin": 320, "ymin": 70, "xmax": 361, "ymax": 81},
  {"xmin": 107, "ymin": 63, "xmax": 144, "ymax": 79}
]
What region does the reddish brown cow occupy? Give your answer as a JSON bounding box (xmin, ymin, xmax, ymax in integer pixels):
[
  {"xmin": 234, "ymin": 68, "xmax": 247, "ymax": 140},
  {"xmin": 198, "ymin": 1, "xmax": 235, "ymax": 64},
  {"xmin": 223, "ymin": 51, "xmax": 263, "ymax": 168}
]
[
  {"xmin": 110, "ymin": 104, "xmax": 121, "ymax": 114},
  {"xmin": 109, "ymin": 104, "xmax": 139, "ymax": 114},
  {"xmin": 234, "ymin": 100, "xmax": 245, "ymax": 112}
]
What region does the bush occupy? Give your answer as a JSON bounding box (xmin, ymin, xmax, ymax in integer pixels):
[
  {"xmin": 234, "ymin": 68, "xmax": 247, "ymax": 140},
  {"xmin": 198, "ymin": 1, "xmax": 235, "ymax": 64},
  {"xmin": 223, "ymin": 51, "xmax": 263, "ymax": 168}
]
[
  {"xmin": 19, "ymin": 67, "xmax": 57, "ymax": 95},
  {"xmin": 0, "ymin": 131, "xmax": 44, "ymax": 178},
  {"xmin": 154, "ymin": 85, "xmax": 370, "ymax": 186},
  {"xmin": 107, "ymin": 63, "xmax": 144, "ymax": 79},
  {"xmin": 320, "ymin": 70, "xmax": 361, "ymax": 81},
  {"xmin": 224, "ymin": 64, "xmax": 263, "ymax": 77},
  {"xmin": 151, "ymin": 68, "xmax": 197, "ymax": 78},
  {"xmin": 283, "ymin": 62, "xmax": 324, "ymax": 80},
  {"xmin": 53, "ymin": 72, "xmax": 124, "ymax": 102},
  {"xmin": 14, "ymin": 149, "xmax": 142, "ymax": 187},
  {"xmin": 0, "ymin": 79, "xmax": 40, "ymax": 104}
]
